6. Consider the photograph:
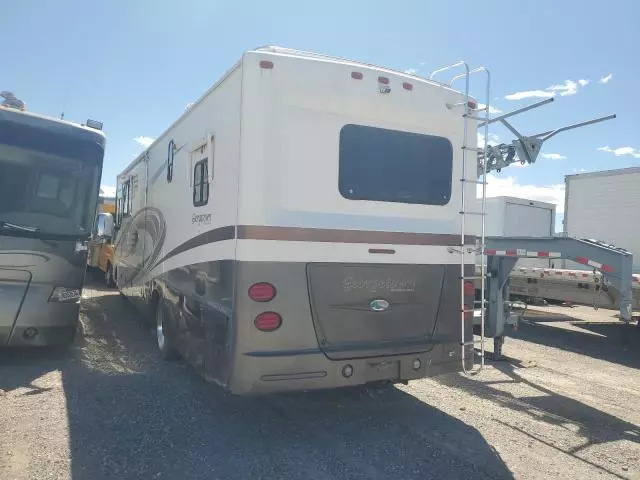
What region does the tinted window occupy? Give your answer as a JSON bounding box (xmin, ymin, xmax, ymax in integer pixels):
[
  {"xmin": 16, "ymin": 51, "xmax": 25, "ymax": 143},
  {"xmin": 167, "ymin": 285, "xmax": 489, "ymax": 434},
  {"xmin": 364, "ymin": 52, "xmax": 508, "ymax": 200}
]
[
  {"xmin": 193, "ymin": 159, "xmax": 209, "ymax": 207},
  {"xmin": 0, "ymin": 117, "xmax": 103, "ymax": 235},
  {"xmin": 0, "ymin": 144, "xmax": 100, "ymax": 235},
  {"xmin": 339, "ymin": 124, "xmax": 453, "ymax": 205}
]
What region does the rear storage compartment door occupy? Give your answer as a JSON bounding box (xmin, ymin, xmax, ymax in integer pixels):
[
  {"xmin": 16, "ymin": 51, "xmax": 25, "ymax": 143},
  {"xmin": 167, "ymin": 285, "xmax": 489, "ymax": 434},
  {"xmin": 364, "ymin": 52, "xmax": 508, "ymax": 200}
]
[{"xmin": 307, "ymin": 263, "xmax": 447, "ymax": 360}]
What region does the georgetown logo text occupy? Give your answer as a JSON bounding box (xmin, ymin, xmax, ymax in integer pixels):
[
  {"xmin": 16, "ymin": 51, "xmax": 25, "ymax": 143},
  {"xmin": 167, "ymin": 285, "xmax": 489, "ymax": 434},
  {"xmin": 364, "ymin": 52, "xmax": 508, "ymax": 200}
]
[
  {"xmin": 342, "ymin": 277, "xmax": 416, "ymax": 293},
  {"xmin": 192, "ymin": 213, "xmax": 212, "ymax": 225}
]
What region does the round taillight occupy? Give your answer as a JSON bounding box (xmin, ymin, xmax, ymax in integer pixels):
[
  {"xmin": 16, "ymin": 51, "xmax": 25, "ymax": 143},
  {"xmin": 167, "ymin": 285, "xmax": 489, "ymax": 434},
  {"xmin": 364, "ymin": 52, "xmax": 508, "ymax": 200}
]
[
  {"xmin": 248, "ymin": 282, "xmax": 276, "ymax": 302},
  {"xmin": 254, "ymin": 312, "xmax": 282, "ymax": 332}
]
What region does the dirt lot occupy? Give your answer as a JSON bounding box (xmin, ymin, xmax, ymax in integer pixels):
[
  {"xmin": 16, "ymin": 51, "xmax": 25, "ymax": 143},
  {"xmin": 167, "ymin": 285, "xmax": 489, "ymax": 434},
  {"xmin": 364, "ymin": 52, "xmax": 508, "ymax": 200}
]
[{"xmin": 1, "ymin": 282, "xmax": 639, "ymax": 480}]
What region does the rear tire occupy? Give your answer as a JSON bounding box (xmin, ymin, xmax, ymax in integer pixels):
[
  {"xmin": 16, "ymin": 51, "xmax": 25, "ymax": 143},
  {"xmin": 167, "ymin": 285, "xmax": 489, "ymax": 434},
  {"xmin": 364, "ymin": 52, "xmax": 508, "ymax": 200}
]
[
  {"xmin": 105, "ymin": 263, "xmax": 116, "ymax": 288},
  {"xmin": 155, "ymin": 298, "xmax": 178, "ymax": 361}
]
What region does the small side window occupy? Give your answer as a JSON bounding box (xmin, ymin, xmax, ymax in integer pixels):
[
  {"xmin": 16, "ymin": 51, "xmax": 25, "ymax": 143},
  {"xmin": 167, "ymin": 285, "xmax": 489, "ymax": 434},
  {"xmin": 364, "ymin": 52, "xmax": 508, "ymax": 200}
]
[
  {"xmin": 167, "ymin": 140, "xmax": 175, "ymax": 183},
  {"xmin": 193, "ymin": 159, "xmax": 209, "ymax": 207},
  {"xmin": 117, "ymin": 180, "xmax": 131, "ymax": 224}
]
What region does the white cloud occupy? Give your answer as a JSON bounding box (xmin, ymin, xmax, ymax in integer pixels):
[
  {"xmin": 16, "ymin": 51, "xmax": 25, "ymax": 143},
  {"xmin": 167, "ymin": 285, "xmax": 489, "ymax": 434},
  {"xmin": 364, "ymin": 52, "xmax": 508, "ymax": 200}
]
[
  {"xmin": 541, "ymin": 153, "xmax": 567, "ymax": 160},
  {"xmin": 479, "ymin": 174, "xmax": 566, "ymax": 212},
  {"xmin": 547, "ymin": 79, "xmax": 578, "ymax": 97},
  {"xmin": 99, "ymin": 185, "xmax": 116, "ymax": 197},
  {"xmin": 404, "ymin": 68, "xmax": 418, "ymax": 75},
  {"xmin": 599, "ymin": 73, "xmax": 613, "ymax": 84},
  {"xmin": 505, "ymin": 76, "xmax": 592, "ymax": 101},
  {"xmin": 134, "ymin": 136, "xmax": 155, "ymax": 148},
  {"xmin": 505, "ymin": 89, "xmax": 555, "ymax": 101},
  {"xmin": 477, "ymin": 132, "xmax": 500, "ymax": 148},
  {"xmin": 478, "ymin": 103, "xmax": 503, "ymax": 114},
  {"xmin": 597, "ymin": 145, "xmax": 640, "ymax": 158}
]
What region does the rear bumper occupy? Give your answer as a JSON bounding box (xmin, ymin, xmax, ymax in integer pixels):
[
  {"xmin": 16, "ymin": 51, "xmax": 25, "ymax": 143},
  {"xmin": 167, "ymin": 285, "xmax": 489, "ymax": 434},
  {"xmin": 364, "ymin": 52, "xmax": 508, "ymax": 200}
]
[{"xmin": 229, "ymin": 342, "xmax": 474, "ymax": 395}]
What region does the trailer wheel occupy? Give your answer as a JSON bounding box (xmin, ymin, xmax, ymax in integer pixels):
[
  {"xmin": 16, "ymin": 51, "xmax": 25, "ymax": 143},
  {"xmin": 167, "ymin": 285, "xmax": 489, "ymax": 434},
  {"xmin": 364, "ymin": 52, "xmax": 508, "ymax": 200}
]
[
  {"xmin": 155, "ymin": 297, "xmax": 178, "ymax": 361},
  {"xmin": 105, "ymin": 263, "xmax": 116, "ymax": 288}
]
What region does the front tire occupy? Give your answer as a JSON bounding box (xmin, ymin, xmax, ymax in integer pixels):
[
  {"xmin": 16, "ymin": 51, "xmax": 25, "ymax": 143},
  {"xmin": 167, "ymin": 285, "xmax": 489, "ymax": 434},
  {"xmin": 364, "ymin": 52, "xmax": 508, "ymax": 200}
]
[
  {"xmin": 155, "ymin": 299, "xmax": 178, "ymax": 361},
  {"xmin": 105, "ymin": 263, "xmax": 116, "ymax": 288}
]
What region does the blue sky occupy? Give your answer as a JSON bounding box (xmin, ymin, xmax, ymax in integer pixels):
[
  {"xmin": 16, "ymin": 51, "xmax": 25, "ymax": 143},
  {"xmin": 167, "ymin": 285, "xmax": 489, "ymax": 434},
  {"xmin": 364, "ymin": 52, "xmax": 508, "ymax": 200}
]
[{"xmin": 4, "ymin": 0, "xmax": 639, "ymax": 231}]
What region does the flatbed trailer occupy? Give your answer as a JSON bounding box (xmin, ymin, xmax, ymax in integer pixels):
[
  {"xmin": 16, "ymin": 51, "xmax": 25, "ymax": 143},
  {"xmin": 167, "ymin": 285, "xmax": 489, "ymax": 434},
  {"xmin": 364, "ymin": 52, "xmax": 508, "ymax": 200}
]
[{"xmin": 474, "ymin": 235, "xmax": 635, "ymax": 358}]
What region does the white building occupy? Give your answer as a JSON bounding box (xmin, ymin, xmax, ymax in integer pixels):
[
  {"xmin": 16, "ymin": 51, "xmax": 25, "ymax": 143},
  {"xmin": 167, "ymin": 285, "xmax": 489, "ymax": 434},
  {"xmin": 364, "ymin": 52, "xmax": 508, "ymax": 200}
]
[{"xmin": 563, "ymin": 166, "xmax": 640, "ymax": 273}]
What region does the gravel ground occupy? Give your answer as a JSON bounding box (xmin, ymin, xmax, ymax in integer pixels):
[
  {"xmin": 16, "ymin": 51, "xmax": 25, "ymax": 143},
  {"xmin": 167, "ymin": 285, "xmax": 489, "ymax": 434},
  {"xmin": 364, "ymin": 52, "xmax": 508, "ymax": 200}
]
[{"xmin": 0, "ymin": 281, "xmax": 639, "ymax": 480}]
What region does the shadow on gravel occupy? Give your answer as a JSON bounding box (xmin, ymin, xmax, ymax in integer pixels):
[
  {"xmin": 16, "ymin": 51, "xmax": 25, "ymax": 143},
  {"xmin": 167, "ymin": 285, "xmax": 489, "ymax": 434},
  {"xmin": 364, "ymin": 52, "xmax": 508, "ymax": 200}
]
[
  {"xmin": 15, "ymin": 282, "xmax": 509, "ymax": 480},
  {"xmin": 512, "ymin": 315, "xmax": 640, "ymax": 369},
  {"xmin": 436, "ymin": 356, "xmax": 639, "ymax": 480}
]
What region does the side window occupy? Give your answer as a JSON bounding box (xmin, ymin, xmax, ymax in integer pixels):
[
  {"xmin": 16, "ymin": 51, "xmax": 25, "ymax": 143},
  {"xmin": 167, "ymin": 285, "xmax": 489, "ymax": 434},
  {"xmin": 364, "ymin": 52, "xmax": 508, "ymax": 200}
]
[
  {"xmin": 193, "ymin": 159, "xmax": 209, "ymax": 207},
  {"xmin": 167, "ymin": 140, "xmax": 175, "ymax": 183},
  {"xmin": 117, "ymin": 180, "xmax": 131, "ymax": 224}
]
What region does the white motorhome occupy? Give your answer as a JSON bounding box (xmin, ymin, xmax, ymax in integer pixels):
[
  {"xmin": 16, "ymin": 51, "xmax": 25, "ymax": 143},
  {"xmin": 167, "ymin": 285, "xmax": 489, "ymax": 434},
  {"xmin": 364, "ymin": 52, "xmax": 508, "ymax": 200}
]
[{"xmin": 112, "ymin": 46, "xmax": 481, "ymax": 395}]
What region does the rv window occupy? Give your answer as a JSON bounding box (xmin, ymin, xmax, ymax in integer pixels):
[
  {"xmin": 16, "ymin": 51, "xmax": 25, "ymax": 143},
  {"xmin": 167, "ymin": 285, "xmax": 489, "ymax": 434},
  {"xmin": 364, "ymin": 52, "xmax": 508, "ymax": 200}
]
[
  {"xmin": 118, "ymin": 180, "xmax": 131, "ymax": 223},
  {"xmin": 338, "ymin": 124, "xmax": 453, "ymax": 205},
  {"xmin": 193, "ymin": 159, "xmax": 209, "ymax": 207},
  {"xmin": 167, "ymin": 140, "xmax": 175, "ymax": 183}
]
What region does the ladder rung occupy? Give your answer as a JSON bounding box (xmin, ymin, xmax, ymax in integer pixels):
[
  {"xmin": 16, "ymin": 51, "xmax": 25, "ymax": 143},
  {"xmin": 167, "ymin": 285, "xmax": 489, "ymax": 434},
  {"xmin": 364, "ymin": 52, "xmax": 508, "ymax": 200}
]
[
  {"xmin": 459, "ymin": 211, "xmax": 486, "ymax": 216},
  {"xmin": 461, "ymin": 146, "xmax": 485, "ymax": 153},
  {"xmin": 461, "ymin": 276, "xmax": 483, "ymax": 281},
  {"xmin": 462, "ymin": 308, "xmax": 476, "ymax": 314},
  {"xmin": 463, "ymin": 114, "xmax": 488, "ymax": 121},
  {"xmin": 472, "ymin": 105, "xmax": 489, "ymax": 112},
  {"xmin": 461, "ymin": 341, "xmax": 475, "ymax": 346},
  {"xmin": 460, "ymin": 178, "xmax": 487, "ymax": 185}
]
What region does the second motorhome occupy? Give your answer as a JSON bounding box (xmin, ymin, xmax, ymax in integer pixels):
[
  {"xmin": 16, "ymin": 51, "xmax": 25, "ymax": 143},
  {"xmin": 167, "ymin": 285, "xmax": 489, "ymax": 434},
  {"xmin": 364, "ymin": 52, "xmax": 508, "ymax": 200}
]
[
  {"xmin": 0, "ymin": 98, "xmax": 105, "ymax": 346},
  {"xmin": 113, "ymin": 46, "xmax": 485, "ymax": 395}
]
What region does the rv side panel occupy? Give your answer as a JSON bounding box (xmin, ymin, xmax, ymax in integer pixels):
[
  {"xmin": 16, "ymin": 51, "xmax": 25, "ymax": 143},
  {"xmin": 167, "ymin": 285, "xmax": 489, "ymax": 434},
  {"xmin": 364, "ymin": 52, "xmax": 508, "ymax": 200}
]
[{"xmin": 114, "ymin": 64, "xmax": 244, "ymax": 386}]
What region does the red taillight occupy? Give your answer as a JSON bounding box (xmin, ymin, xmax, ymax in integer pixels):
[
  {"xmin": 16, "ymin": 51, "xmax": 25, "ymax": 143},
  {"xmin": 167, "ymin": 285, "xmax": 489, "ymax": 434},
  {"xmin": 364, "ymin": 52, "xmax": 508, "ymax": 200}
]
[
  {"xmin": 351, "ymin": 71, "xmax": 363, "ymax": 80},
  {"xmin": 248, "ymin": 282, "xmax": 276, "ymax": 302},
  {"xmin": 464, "ymin": 281, "xmax": 474, "ymax": 296},
  {"xmin": 378, "ymin": 76, "xmax": 389, "ymax": 85},
  {"xmin": 259, "ymin": 60, "xmax": 274, "ymax": 69},
  {"xmin": 402, "ymin": 82, "xmax": 413, "ymax": 91},
  {"xmin": 467, "ymin": 100, "xmax": 478, "ymax": 109},
  {"xmin": 254, "ymin": 312, "xmax": 282, "ymax": 332}
]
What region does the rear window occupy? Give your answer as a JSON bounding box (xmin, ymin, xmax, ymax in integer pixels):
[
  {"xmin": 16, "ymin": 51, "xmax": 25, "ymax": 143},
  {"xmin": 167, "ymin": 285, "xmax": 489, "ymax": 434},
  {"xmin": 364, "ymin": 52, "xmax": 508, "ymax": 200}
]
[{"xmin": 338, "ymin": 124, "xmax": 453, "ymax": 205}]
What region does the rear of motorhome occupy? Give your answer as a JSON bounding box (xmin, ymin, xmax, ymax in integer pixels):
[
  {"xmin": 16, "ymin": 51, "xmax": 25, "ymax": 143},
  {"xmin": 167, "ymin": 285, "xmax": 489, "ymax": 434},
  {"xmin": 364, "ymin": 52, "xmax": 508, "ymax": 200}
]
[{"xmin": 113, "ymin": 46, "xmax": 480, "ymax": 395}]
